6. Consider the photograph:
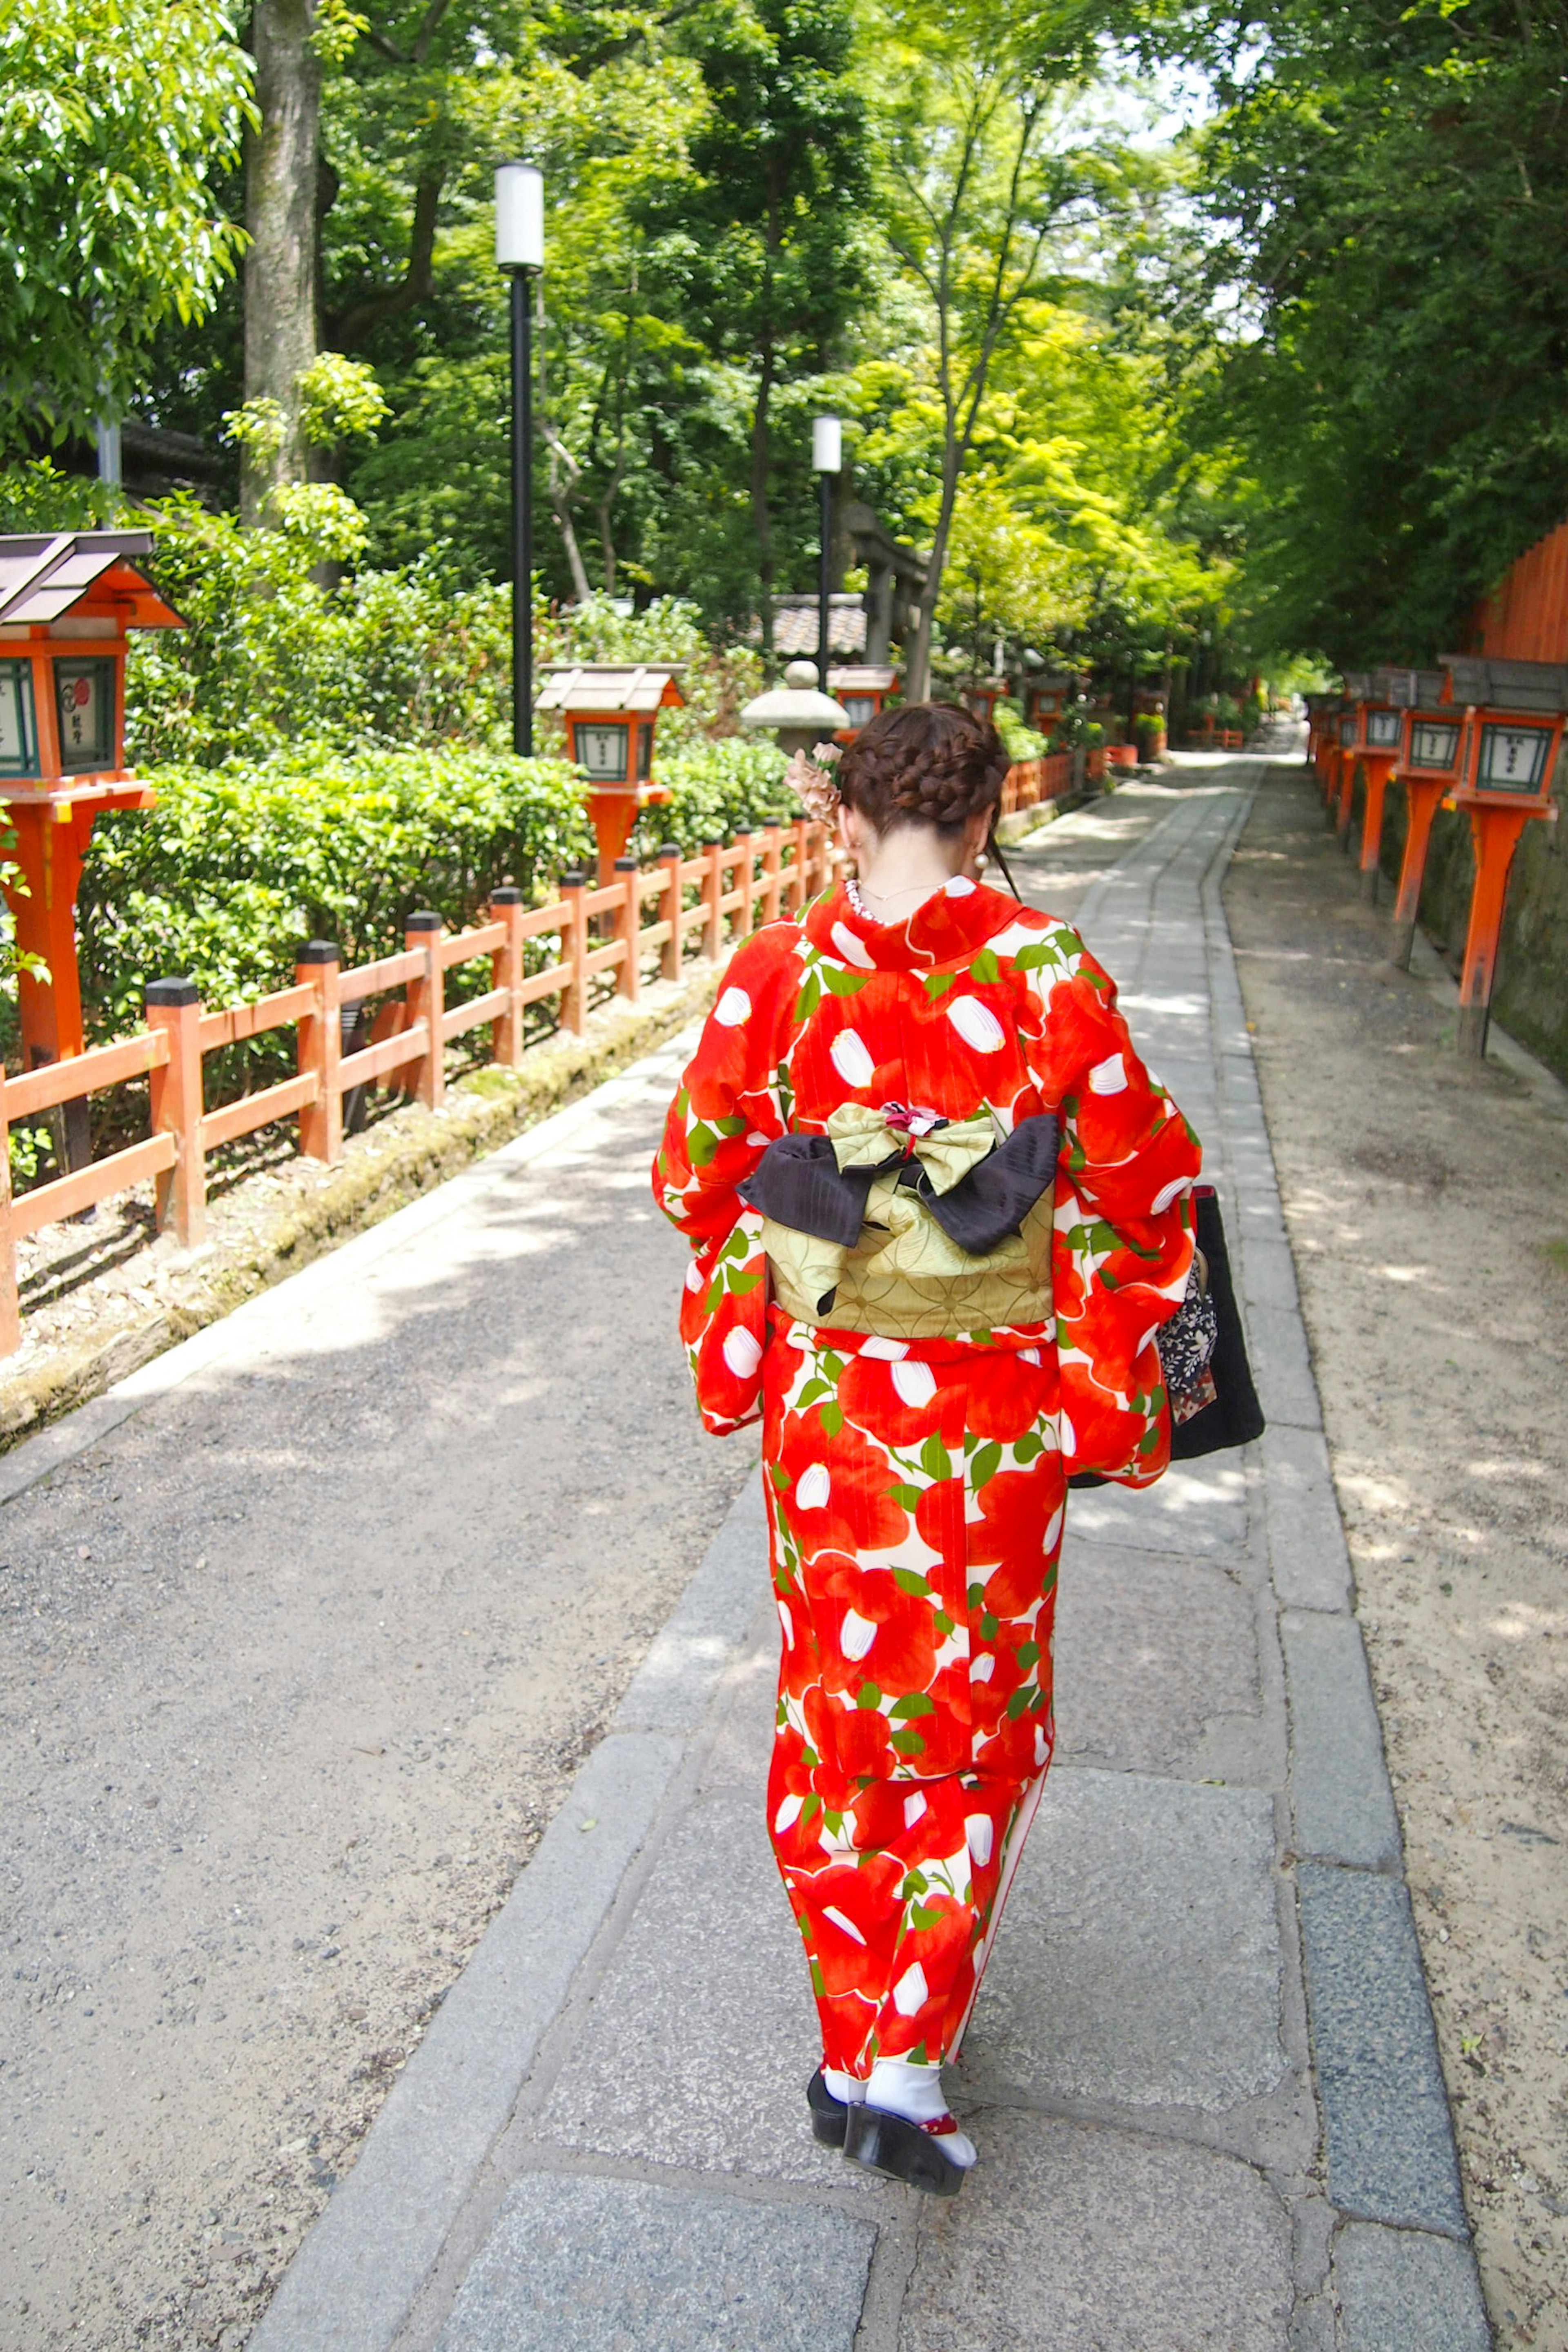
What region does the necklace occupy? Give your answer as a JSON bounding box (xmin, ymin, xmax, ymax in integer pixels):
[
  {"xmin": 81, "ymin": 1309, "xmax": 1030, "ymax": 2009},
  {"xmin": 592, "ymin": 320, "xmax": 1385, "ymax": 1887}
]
[{"xmin": 846, "ymin": 875, "xmax": 945, "ymax": 921}]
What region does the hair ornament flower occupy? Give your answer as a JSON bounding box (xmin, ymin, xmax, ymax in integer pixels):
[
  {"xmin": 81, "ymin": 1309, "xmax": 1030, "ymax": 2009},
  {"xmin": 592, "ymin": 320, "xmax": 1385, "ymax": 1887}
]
[{"xmin": 783, "ymin": 739, "xmax": 843, "ymax": 823}]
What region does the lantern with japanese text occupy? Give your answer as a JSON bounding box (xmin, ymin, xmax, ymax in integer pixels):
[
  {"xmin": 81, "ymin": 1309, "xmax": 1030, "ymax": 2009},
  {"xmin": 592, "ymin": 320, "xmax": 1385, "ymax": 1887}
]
[
  {"xmin": 536, "ymin": 662, "xmax": 685, "ymax": 882},
  {"xmin": 0, "ymin": 530, "xmax": 180, "ymax": 1158},
  {"xmin": 1437, "ymin": 654, "xmax": 1568, "ymax": 1055}
]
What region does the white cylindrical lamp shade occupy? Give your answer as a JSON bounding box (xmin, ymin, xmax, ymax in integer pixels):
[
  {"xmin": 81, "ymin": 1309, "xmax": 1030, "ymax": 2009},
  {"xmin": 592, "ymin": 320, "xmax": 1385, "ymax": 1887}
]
[
  {"xmin": 495, "ymin": 163, "xmax": 544, "ymax": 270},
  {"xmin": 813, "ymin": 415, "xmax": 843, "ymax": 473}
]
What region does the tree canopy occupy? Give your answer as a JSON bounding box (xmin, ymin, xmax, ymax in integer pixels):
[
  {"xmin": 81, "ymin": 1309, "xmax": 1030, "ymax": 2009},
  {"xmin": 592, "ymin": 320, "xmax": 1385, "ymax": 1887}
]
[{"xmin": 3, "ymin": 0, "xmax": 1555, "ymax": 688}]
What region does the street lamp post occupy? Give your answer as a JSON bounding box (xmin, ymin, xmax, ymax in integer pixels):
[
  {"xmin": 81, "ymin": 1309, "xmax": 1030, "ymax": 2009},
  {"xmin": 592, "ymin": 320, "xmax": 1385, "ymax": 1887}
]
[
  {"xmin": 813, "ymin": 415, "xmax": 842, "ymax": 697},
  {"xmin": 496, "ymin": 162, "xmax": 544, "ymax": 757}
]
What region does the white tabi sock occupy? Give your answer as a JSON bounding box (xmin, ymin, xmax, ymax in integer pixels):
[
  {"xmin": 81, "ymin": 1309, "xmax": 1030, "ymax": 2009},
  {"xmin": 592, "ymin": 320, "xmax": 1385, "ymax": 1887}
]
[
  {"xmin": 822, "ymin": 2066, "xmax": 866, "ymax": 2105},
  {"xmin": 866, "ymin": 2057, "xmax": 977, "ymax": 2167}
]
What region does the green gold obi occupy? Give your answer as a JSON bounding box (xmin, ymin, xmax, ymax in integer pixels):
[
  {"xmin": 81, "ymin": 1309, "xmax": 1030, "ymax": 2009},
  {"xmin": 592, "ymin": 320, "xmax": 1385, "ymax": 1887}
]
[{"xmin": 740, "ymin": 1101, "xmax": 1059, "ymax": 1341}]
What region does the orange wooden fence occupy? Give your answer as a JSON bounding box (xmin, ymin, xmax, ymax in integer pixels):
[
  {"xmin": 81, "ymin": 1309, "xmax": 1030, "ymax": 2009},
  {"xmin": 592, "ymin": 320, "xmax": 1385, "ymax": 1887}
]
[
  {"xmin": 0, "ymin": 819, "xmax": 839, "ymax": 1354},
  {"xmin": 999, "ymin": 752, "xmax": 1074, "ymax": 815}
]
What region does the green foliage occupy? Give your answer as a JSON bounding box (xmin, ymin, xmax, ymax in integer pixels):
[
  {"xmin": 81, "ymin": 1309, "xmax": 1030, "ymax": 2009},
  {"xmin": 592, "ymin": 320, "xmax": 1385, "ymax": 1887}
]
[
  {"xmin": 124, "ymin": 495, "xmax": 520, "ymax": 766},
  {"xmin": 0, "ymin": 459, "xmax": 117, "ymax": 533},
  {"xmin": 76, "ymin": 748, "xmax": 592, "ymax": 1047},
  {"xmin": 638, "ymin": 734, "xmax": 791, "ymax": 858},
  {"xmin": 0, "ymin": 0, "xmax": 253, "ymax": 449},
  {"xmin": 993, "ymin": 704, "xmax": 1049, "ymax": 760},
  {"xmin": 1168, "ymin": 0, "xmax": 1568, "ymax": 661}
]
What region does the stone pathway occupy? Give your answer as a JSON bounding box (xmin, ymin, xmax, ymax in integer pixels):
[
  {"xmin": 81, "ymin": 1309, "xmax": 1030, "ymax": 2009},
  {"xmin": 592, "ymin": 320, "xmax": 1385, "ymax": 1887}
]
[{"xmin": 99, "ymin": 765, "xmax": 1499, "ymax": 2349}]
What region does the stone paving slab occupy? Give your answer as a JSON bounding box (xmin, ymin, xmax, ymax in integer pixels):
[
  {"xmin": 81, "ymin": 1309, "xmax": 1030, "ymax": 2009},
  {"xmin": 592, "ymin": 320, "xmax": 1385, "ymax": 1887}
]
[
  {"xmin": 1053, "ymin": 1537, "xmax": 1269, "ymax": 1782},
  {"xmin": 898, "ymin": 2108, "xmax": 1293, "ymax": 2352},
  {"xmin": 960, "ymin": 1767, "xmax": 1287, "ymax": 2118},
  {"xmin": 1064, "ymin": 1454, "xmax": 1251, "ymax": 1556},
  {"xmin": 537, "ymin": 1780, "xmax": 853, "ymax": 2189},
  {"xmin": 1297, "ymin": 1863, "xmax": 1469, "ymax": 2236},
  {"xmin": 1332, "ymin": 2220, "xmax": 1492, "ymax": 2352},
  {"xmin": 1282, "ymin": 1610, "xmax": 1402, "ymax": 1867},
  {"xmin": 432, "ymin": 2174, "xmax": 875, "ymax": 2352}
]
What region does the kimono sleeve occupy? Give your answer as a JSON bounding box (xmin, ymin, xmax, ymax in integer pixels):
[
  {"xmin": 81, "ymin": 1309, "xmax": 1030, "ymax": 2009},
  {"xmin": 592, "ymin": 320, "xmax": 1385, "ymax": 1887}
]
[
  {"xmin": 1020, "ymin": 928, "xmax": 1202, "ymax": 1486},
  {"xmin": 653, "ymin": 927, "xmax": 794, "ymax": 1435}
]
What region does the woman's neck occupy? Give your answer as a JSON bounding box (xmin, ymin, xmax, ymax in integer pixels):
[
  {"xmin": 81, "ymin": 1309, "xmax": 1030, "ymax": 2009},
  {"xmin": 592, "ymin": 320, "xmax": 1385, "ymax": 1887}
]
[{"xmin": 850, "ymin": 831, "xmax": 965, "ymax": 924}]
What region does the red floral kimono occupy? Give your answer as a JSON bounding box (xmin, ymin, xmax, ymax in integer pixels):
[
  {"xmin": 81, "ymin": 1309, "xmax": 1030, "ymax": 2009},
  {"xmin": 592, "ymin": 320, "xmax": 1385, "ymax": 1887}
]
[{"xmin": 655, "ymin": 875, "xmax": 1200, "ymax": 2081}]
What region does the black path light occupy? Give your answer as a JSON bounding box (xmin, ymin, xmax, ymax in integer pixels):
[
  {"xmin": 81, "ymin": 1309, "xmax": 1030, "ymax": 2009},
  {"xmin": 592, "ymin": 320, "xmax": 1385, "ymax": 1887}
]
[
  {"xmin": 813, "ymin": 415, "xmax": 842, "ymax": 696},
  {"xmin": 496, "ymin": 161, "xmax": 544, "ymax": 756}
]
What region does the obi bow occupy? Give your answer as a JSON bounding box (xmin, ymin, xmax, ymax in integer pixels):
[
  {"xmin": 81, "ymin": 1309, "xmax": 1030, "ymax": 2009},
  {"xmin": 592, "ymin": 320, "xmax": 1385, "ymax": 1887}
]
[
  {"xmin": 826, "ymin": 1102, "xmax": 1000, "ymax": 1194},
  {"xmin": 739, "ymin": 1102, "xmax": 1060, "ymax": 1254}
]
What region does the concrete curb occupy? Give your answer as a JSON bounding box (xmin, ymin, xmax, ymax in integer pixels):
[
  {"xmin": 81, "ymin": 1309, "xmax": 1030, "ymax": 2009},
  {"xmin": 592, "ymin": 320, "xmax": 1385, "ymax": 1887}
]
[{"xmin": 245, "ymin": 1470, "xmax": 767, "ymax": 2352}]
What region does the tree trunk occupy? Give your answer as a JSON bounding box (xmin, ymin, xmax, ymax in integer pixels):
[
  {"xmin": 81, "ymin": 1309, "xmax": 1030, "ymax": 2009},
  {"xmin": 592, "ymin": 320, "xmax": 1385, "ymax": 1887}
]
[{"xmin": 243, "ymin": 0, "xmax": 321, "ymax": 524}]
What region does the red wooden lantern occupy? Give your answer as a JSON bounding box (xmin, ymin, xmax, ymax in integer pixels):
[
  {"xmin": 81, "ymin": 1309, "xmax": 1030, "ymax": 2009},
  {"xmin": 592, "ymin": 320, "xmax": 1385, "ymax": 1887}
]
[
  {"xmin": 536, "ymin": 662, "xmax": 686, "ymax": 882},
  {"xmin": 1337, "ymin": 673, "xmax": 1405, "ymax": 888},
  {"xmin": 0, "ymin": 530, "xmax": 180, "ymax": 1123},
  {"xmin": 1303, "ymin": 693, "xmax": 1339, "ymax": 792},
  {"xmin": 1368, "ymin": 668, "xmax": 1464, "ymax": 969},
  {"xmin": 1437, "ymin": 653, "xmax": 1568, "ymax": 1055},
  {"xmin": 827, "ymin": 664, "xmax": 898, "ymax": 741}
]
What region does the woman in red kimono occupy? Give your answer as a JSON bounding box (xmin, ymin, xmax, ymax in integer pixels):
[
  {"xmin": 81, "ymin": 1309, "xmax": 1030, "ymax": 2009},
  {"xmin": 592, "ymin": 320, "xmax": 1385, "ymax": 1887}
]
[{"xmin": 655, "ymin": 702, "xmax": 1200, "ymax": 2195}]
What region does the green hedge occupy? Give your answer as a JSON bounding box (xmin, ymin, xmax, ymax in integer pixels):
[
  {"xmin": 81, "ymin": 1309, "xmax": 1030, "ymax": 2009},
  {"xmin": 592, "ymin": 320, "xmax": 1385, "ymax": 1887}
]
[
  {"xmin": 636, "ymin": 734, "xmax": 792, "ymax": 860},
  {"xmin": 75, "ymin": 747, "xmax": 592, "ymax": 1048}
]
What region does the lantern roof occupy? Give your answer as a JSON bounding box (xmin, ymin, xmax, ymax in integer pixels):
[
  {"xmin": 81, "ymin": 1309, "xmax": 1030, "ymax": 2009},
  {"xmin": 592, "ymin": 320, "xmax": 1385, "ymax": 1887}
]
[
  {"xmin": 535, "ymin": 662, "xmax": 685, "ymax": 715},
  {"xmin": 1340, "ymin": 670, "xmax": 1373, "ymax": 699},
  {"xmin": 1373, "ymin": 666, "xmax": 1446, "ymax": 707},
  {"xmin": 828, "ymin": 666, "xmax": 898, "ymax": 694},
  {"xmin": 1439, "ymin": 653, "xmax": 1568, "ymax": 715},
  {"xmin": 0, "ymin": 530, "xmax": 181, "ymax": 630}
]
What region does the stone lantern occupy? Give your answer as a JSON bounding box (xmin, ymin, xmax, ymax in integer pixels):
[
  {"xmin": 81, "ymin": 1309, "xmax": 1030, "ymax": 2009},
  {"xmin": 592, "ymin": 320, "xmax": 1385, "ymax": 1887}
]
[{"xmin": 739, "ymin": 659, "xmax": 850, "ymax": 758}]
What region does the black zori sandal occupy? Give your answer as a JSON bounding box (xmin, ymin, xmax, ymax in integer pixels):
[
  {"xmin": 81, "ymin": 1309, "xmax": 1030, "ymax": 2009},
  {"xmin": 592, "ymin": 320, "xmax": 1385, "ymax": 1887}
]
[
  {"xmin": 844, "ymin": 2101, "xmax": 968, "ymax": 2197},
  {"xmin": 806, "ymin": 2069, "xmax": 850, "ymax": 2149}
]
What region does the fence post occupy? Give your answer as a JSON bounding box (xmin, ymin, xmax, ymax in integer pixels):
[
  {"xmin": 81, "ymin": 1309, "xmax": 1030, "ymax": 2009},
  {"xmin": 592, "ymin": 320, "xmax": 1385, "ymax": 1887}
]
[
  {"xmin": 702, "ymin": 839, "xmax": 725, "ymax": 960},
  {"xmin": 789, "ymin": 818, "xmax": 811, "ymax": 913},
  {"xmin": 294, "ymin": 941, "xmax": 342, "ymax": 1164},
  {"xmin": 613, "ymin": 857, "xmax": 641, "ymax": 1003},
  {"xmin": 0, "ymin": 1076, "xmax": 18, "ymax": 1356},
  {"xmin": 146, "ymin": 977, "xmax": 208, "ymax": 1245},
  {"xmin": 558, "ymin": 873, "xmax": 588, "ymax": 1035},
  {"xmin": 405, "ymin": 911, "xmax": 445, "ymax": 1108},
  {"xmin": 490, "ymin": 888, "xmax": 526, "ymax": 1067},
  {"xmin": 658, "ymin": 843, "xmax": 682, "ymax": 984},
  {"xmin": 734, "ymin": 830, "xmax": 755, "ymax": 940},
  {"xmin": 761, "ymin": 820, "xmax": 782, "ymax": 924}
]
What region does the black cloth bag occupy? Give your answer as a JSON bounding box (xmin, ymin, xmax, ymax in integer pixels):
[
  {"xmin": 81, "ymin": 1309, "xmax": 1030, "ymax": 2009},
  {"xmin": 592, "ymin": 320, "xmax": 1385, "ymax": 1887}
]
[
  {"xmin": 1169, "ymin": 1186, "xmax": 1266, "ymax": 1460},
  {"xmin": 1070, "ymin": 1184, "xmax": 1264, "ymax": 1488}
]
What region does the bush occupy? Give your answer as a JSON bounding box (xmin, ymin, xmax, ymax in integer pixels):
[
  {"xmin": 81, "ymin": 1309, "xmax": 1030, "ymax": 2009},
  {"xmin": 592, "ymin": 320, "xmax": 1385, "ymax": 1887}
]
[
  {"xmin": 75, "ymin": 747, "xmax": 592, "ymax": 1047},
  {"xmin": 636, "ymin": 735, "xmax": 791, "ymax": 860},
  {"xmin": 993, "ymin": 702, "xmax": 1049, "ymax": 762}
]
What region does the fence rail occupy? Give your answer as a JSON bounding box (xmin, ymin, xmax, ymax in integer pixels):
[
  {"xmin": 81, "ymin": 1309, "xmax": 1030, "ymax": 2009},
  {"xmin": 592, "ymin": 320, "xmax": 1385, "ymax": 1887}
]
[{"xmin": 0, "ymin": 817, "xmax": 844, "ymax": 1355}]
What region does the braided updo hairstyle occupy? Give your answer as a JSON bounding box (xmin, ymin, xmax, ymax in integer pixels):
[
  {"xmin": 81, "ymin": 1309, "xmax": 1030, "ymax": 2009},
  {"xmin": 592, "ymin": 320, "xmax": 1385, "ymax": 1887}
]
[{"xmin": 835, "ymin": 700, "xmax": 1011, "ymax": 838}]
